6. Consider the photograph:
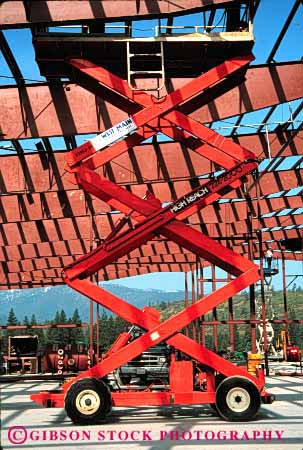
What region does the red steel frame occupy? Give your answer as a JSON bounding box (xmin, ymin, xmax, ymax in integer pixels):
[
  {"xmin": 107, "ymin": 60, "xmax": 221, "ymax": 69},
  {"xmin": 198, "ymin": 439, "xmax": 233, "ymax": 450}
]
[{"xmin": 31, "ymin": 54, "xmax": 273, "ymax": 410}]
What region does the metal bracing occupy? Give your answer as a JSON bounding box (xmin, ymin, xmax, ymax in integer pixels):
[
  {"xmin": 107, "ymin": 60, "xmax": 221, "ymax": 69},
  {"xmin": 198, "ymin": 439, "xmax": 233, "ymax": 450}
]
[
  {"xmin": 1, "ymin": 61, "xmax": 303, "ymax": 140},
  {"xmin": 0, "ymin": 1, "xmax": 252, "ymax": 29},
  {"xmin": 231, "ymin": 0, "xmax": 303, "ymax": 136},
  {"xmin": 0, "ymin": 30, "xmax": 24, "ymax": 86}
]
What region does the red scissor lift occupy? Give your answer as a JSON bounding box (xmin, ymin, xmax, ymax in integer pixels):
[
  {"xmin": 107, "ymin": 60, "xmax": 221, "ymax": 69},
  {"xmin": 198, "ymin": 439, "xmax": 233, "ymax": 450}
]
[{"xmin": 31, "ymin": 52, "xmax": 274, "ymax": 424}]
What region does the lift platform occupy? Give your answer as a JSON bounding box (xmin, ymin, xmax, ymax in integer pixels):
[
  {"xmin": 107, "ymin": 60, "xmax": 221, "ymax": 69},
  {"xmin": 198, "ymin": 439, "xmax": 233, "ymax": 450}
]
[
  {"xmin": 31, "ymin": 42, "xmax": 274, "ymax": 423},
  {"xmin": 33, "ymin": 24, "xmax": 254, "ymax": 80}
]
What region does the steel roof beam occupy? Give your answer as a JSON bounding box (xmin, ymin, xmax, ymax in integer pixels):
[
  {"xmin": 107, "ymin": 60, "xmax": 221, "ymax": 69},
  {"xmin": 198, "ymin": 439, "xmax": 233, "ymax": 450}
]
[
  {"xmin": 1, "ymin": 248, "xmax": 302, "ymax": 290},
  {"xmin": 267, "ymin": 0, "xmax": 302, "ymax": 63},
  {"xmin": 257, "ymin": 0, "xmax": 303, "ymax": 133},
  {"xmin": 0, "ymin": 1, "xmax": 244, "ymax": 29},
  {"xmin": 231, "ymin": 0, "xmax": 302, "ymax": 135},
  {"xmin": 2, "ymin": 227, "xmax": 301, "ymax": 264},
  {"xmin": 1, "ymin": 128, "xmax": 301, "ymax": 161},
  {"xmin": 1, "ymin": 211, "xmax": 302, "ymax": 247},
  {"xmin": 0, "ymin": 31, "xmax": 24, "ymax": 86},
  {"xmin": 1, "ymin": 61, "xmax": 302, "ymax": 140},
  {"xmin": 0, "ymin": 147, "xmax": 301, "ymax": 204},
  {"xmin": 1, "ymin": 188, "xmax": 302, "ymax": 225}
]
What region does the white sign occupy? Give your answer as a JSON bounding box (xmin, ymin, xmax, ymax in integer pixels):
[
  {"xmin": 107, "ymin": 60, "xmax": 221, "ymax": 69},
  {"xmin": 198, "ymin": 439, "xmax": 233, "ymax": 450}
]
[{"xmin": 91, "ymin": 117, "xmax": 137, "ymax": 151}]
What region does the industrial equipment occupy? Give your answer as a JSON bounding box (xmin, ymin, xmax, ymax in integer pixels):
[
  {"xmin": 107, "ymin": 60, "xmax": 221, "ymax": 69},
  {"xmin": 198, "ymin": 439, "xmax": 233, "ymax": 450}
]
[
  {"xmin": 277, "ymin": 331, "xmax": 301, "ymax": 363},
  {"xmin": 0, "ymin": 352, "xmax": 6, "ymax": 375},
  {"xmin": 7, "ymin": 335, "xmax": 39, "ymax": 374},
  {"xmin": 41, "ymin": 344, "xmax": 94, "ymax": 374},
  {"xmin": 256, "ymin": 257, "xmax": 280, "ymax": 358},
  {"xmin": 31, "ymin": 49, "xmax": 274, "ymax": 423}
]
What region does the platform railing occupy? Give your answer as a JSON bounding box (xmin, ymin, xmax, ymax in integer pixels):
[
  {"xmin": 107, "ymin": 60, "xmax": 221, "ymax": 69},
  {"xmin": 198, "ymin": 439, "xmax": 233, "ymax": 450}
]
[{"xmin": 47, "ymin": 22, "xmax": 252, "ymax": 37}]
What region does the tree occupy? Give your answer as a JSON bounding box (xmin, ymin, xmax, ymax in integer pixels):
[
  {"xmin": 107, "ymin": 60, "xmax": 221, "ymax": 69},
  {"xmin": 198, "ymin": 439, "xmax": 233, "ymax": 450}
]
[
  {"xmin": 70, "ymin": 309, "xmax": 84, "ymax": 345},
  {"xmin": 28, "ymin": 314, "xmax": 37, "ymax": 336},
  {"xmin": 288, "ymin": 304, "xmax": 303, "ymax": 348},
  {"xmin": 218, "ymin": 329, "xmax": 229, "ymax": 352},
  {"xmin": 98, "ymin": 311, "xmax": 109, "ymax": 352},
  {"xmin": 5, "ymin": 308, "xmax": 18, "ymax": 349},
  {"xmin": 23, "ymin": 316, "xmax": 30, "ymax": 326},
  {"xmin": 17, "ymin": 315, "xmax": 30, "ymax": 337},
  {"xmin": 7, "ymin": 308, "xmax": 18, "ymax": 326},
  {"xmin": 234, "ymin": 325, "xmax": 241, "ymax": 351},
  {"xmin": 57, "ymin": 309, "xmax": 69, "ymax": 343},
  {"xmin": 46, "ymin": 311, "xmax": 61, "ymax": 344},
  {"xmin": 96, "ymin": 312, "xmax": 128, "ymax": 352},
  {"xmin": 30, "ymin": 313, "xmax": 45, "ymax": 344}
]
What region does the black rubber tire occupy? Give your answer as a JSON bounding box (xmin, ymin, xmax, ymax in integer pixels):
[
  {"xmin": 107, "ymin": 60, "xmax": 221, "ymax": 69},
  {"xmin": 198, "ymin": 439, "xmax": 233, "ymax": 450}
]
[
  {"xmin": 65, "ymin": 377, "xmax": 112, "ymax": 425},
  {"xmin": 209, "ymin": 403, "xmax": 219, "ymax": 414},
  {"xmin": 215, "ymin": 373, "xmax": 226, "ymax": 387},
  {"xmin": 209, "ymin": 373, "xmax": 226, "ymax": 414},
  {"xmin": 215, "ymin": 376, "xmax": 261, "ymax": 422}
]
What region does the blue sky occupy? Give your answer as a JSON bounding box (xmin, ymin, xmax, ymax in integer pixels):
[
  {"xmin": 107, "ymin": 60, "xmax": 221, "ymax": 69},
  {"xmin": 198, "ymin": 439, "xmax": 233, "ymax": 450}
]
[{"xmin": 0, "ymin": 0, "xmax": 302, "ymax": 293}]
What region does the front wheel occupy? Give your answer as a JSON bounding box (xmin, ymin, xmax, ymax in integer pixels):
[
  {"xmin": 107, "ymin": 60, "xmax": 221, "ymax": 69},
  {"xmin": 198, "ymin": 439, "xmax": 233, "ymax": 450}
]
[
  {"xmin": 209, "ymin": 373, "xmax": 226, "ymax": 414},
  {"xmin": 215, "ymin": 376, "xmax": 261, "ymax": 422},
  {"xmin": 65, "ymin": 377, "xmax": 112, "ymax": 425}
]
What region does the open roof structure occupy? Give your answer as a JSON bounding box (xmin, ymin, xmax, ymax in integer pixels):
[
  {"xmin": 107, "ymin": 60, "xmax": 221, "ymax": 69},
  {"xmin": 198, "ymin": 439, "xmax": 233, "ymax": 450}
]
[{"xmin": 0, "ymin": 0, "xmax": 302, "ymax": 291}]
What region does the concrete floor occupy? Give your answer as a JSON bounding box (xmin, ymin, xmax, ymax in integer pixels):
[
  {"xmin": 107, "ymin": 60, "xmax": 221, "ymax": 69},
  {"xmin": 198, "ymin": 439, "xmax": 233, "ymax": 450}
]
[{"xmin": 1, "ymin": 376, "xmax": 302, "ymax": 450}]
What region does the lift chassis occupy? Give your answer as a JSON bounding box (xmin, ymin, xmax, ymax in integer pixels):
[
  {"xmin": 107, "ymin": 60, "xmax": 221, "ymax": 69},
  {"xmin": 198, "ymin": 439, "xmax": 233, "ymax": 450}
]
[{"xmin": 31, "ymin": 54, "xmax": 274, "ymax": 424}]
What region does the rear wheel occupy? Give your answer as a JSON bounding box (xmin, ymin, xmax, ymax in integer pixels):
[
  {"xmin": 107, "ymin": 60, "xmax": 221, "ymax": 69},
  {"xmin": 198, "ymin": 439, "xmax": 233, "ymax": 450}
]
[
  {"xmin": 215, "ymin": 376, "xmax": 261, "ymax": 422},
  {"xmin": 65, "ymin": 378, "xmax": 112, "ymax": 425}
]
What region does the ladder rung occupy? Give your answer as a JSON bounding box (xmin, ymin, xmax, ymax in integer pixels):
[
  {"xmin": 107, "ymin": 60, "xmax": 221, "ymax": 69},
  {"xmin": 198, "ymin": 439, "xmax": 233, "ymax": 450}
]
[
  {"xmin": 126, "ymin": 41, "xmax": 165, "ymax": 91},
  {"xmin": 130, "ymin": 70, "xmax": 163, "ymax": 75},
  {"xmin": 129, "ymin": 53, "xmax": 162, "ymax": 57}
]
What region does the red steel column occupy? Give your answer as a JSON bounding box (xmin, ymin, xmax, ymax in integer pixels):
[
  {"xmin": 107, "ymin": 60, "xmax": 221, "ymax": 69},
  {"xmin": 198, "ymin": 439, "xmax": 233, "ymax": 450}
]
[
  {"xmin": 282, "ymin": 256, "xmax": 289, "ymax": 334},
  {"xmin": 95, "ymin": 259, "xmax": 100, "ymax": 361},
  {"xmin": 200, "ymin": 264, "xmax": 206, "ymax": 347},
  {"xmin": 228, "ymin": 272, "xmax": 235, "ymax": 352},
  {"xmin": 212, "ymin": 265, "xmax": 218, "ymax": 352},
  {"xmin": 184, "ymin": 271, "xmax": 189, "ymax": 337},
  {"xmin": 258, "ymin": 230, "xmax": 269, "ymax": 375},
  {"xmin": 191, "ymin": 266, "xmax": 197, "ymax": 342},
  {"xmin": 248, "ymin": 236, "xmax": 257, "ymax": 353},
  {"xmin": 195, "ymin": 258, "xmax": 201, "ymax": 344}
]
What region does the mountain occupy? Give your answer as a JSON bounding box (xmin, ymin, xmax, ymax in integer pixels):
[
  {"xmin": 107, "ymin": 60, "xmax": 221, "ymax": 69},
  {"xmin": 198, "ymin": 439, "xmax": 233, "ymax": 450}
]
[{"xmin": 0, "ymin": 284, "xmax": 187, "ymax": 323}]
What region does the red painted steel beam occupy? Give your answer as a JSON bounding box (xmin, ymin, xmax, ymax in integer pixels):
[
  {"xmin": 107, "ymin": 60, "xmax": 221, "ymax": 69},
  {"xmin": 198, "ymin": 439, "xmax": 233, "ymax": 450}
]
[
  {"xmin": 0, "ymin": 239, "xmax": 195, "ymax": 260},
  {"xmin": 0, "ymin": 211, "xmax": 302, "ymax": 246},
  {"xmin": 1, "ymin": 62, "xmax": 302, "ymax": 139},
  {"xmin": 1, "ymin": 143, "xmax": 300, "ymax": 196},
  {"xmin": 0, "ymin": 144, "xmax": 215, "ymax": 194},
  {"xmin": 0, "ymin": 1, "xmax": 235, "ymax": 28},
  {"xmin": 2, "ymin": 248, "xmax": 302, "ymax": 286},
  {"xmin": 234, "ymin": 130, "xmax": 303, "ymax": 159},
  {"xmin": 4, "ymin": 253, "xmax": 198, "ymax": 273},
  {"xmin": 1, "ymin": 228, "xmax": 301, "ymax": 265},
  {"xmin": 4, "ymin": 236, "xmax": 303, "ymax": 279},
  {"xmin": 1, "ymin": 188, "xmax": 302, "ymax": 224},
  {"xmin": 0, "ymin": 264, "xmax": 198, "ymax": 290},
  {"xmin": 1, "ymin": 246, "xmax": 302, "ymax": 291},
  {"xmin": 0, "ymin": 323, "xmax": 88, "ymax": 330},
  {"xmin": 1, "ymin": 130, "xmax": 301, "ymax": 194},
  {"xmin": 195, "ymin": 218, "xmax": 303, "ymax": 239}
]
